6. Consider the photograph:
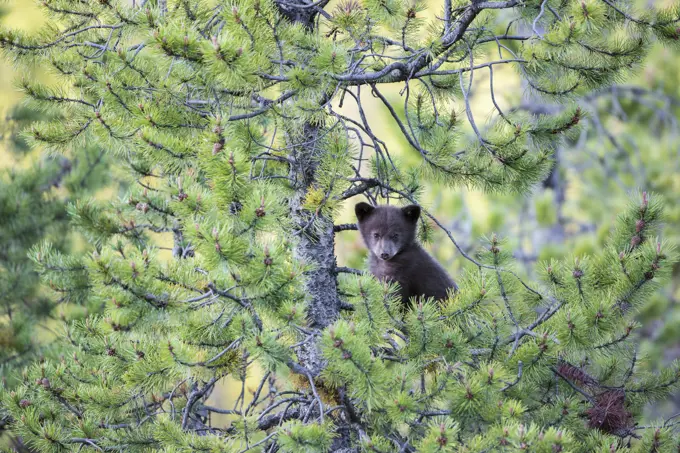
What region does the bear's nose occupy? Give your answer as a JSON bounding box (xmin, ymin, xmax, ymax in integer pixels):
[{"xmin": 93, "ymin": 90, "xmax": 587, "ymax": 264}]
[{"xmin": 380, "ymin": 253, "xmax": 390, "ymax": 260}]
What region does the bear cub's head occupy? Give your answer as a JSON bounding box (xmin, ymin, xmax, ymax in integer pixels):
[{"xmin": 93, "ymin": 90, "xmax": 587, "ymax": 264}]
[{"xmin": 355, "ymin": 203, "xmax": 420, "ymax": 261}]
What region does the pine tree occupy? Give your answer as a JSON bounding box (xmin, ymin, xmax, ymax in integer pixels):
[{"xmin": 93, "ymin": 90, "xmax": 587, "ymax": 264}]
[
  {"xmin": 0, "ymin": 2, "xmax": 110, "ymax": 404},
  {"xmin": 448, "ymin": 47, "xmax": 680, "ymax": 419},
  {"xmin": 1, "ymin": 0, "xmax": 680, "ymax": 452}
]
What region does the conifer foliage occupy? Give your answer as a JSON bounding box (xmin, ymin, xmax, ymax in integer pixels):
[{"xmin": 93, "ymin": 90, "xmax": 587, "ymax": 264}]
[
  {"xmin": 0, "ymin": 107, "xmax": 108, "ymax": 382},
  {"xmin": 1, "ymin": 0, "xmax": 680, "ymax": 451},
  {"xmin": 0, "ymin": 0, "xmax": 110, "ymax": 392}
]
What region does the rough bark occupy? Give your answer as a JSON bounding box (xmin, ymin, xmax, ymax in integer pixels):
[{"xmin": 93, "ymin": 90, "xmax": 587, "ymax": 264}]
[
  {"xmin": 278, "ymin": 7, "xmax": 351, "ymax": 452},
  {"xmin": 285, "ymin": 117, "xmax": 354, "ymax": 453},
  {"xmin": 274, "ymin": 0, "xmax": 328, "ymax": 29},
  {"xmin": 287, "ymin": 122, "xmax": 341, "ymax": 374}
]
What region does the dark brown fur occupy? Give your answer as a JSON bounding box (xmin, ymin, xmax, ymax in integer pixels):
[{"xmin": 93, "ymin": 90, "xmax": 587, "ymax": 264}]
[{"xmin": 355, "ymin": 203, "xmax": 457, "ymax": 306}]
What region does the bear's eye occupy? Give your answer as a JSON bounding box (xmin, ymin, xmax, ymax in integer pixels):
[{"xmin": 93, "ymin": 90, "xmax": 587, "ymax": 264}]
[
  {"xmin": 390, "ymin": 234, "xmax": 398, "ymax": 240},
  {"xmin": 373, "ymin": 232, "xmax": 380, "ymax": 239}
]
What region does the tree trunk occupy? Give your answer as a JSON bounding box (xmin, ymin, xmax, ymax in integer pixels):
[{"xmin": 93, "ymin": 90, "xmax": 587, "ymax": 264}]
[
  {"xmin": 287, "ymin": 122, "xmax": 341, "ymax": 373},
  {"xmin": 278, "ymin": 8, "xmax": 351, "ymax": 451},
  {"xmin": 287, "ymin": 122, "xmax": 353, "ymax": 452}
]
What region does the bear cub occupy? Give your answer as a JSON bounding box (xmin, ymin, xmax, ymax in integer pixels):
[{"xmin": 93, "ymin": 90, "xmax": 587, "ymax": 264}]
[{"xmin": 355, "ymin": 202, "xmax": 457, "ymax": 306}]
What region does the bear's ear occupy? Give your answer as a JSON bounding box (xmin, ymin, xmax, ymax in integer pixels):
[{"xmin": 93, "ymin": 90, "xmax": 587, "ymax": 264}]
[
  {"xmin": 401, "ymin": 205, "xmax": 421, "ymax": 223},
  {"xmin": 355, "ymin": 202, "xmax": 375, "ymax": 222}
]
